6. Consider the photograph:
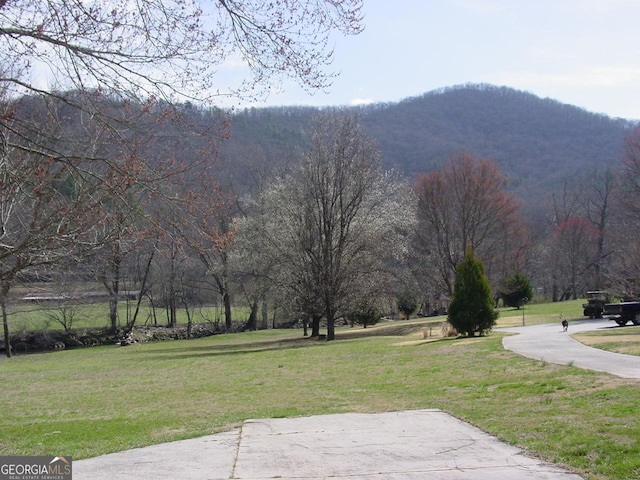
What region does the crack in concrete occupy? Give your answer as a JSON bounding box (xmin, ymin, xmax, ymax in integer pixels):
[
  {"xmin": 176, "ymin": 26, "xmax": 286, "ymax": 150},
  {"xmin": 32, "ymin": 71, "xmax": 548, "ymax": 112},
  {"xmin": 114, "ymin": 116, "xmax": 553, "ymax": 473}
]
[{"xmin": 229, "ymin": 424, "xmax": 243, "ymax": 479}]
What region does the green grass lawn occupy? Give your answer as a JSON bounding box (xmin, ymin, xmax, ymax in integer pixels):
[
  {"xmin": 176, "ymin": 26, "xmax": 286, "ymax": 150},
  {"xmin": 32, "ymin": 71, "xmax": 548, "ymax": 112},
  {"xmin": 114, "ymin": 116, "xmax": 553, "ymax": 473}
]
[
  {"xmin": 6, "ymin": 301, "xmax": 253, "ymax": 332},
  {"xmin": 496, "ymin": 298, "xmax": 583, "ymax": 327},
  {"xmin": 1, "ymin": 300, "xmax": 639, "ymax": 480}
]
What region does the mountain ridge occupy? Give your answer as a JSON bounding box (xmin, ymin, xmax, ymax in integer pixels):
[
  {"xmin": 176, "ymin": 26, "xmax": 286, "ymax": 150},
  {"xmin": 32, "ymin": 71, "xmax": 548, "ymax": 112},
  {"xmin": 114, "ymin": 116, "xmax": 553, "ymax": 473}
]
[{"xmin": 222, "ymin": 84, "xmax": 635, "ymax": 213}]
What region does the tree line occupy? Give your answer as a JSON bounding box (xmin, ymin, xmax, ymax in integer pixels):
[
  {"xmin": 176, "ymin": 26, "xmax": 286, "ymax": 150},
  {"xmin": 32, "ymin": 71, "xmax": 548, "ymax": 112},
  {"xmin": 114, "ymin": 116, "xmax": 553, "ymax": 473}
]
[
  {"xmin": 3, "ymin": 1, "xmax": 640, "ymax": 358},
  {"xmin": 3, "ymin": 89, "xmax": 640, "ymax": 356},
  {"xmin": 0, "ymin": 0, "xmax": 366, "ymax": 357}
]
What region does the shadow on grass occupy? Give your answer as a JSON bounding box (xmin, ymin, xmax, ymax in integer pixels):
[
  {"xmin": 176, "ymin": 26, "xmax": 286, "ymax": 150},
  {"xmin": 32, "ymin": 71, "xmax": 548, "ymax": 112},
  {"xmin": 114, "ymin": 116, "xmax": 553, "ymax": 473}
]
[
  {"xmin": 336, "ymin": 321, "xmax": 444, "ymax": 340},
  {"xmin": 135, "ymin": 320, "xmax": 445, "ymax": 361},
  {"xmin": 135, "ymin": 335, "xmax": 316, "ymax": 360}
]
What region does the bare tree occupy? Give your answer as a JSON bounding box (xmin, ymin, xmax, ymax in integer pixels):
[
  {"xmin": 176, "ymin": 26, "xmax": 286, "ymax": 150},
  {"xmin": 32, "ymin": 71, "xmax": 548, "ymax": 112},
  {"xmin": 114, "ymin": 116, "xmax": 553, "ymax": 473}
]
[
  {"xmin": 96, "ymin": 206, "xmax": 154, "ymax": 332},
  {"xmin": 413, "ymin": 153, "xmax": 525, "ymax": 297},
  {"xmin": 546, "ymin": 217, "xmax": 600, "ymax": 300},
  {"xmin": 607, "ymin": 125, "xmax": 640, "ymax": 298},
  {"xmin": 0, "ymin": 104, "xmax": 117, "ymax": 356},
  {"xmin": 542, "ymin": 169, "xmax": 616, "ymax": 297},
  {"xmin": 549, "ymin": 180, "xmax": 583, "ymax": 225},
  {"xmin": 621, "ymin": 125, "xmax": 640, "ymax": 219},
  {"xmin": 579, "ymin": 168, "xmax": 615, "ymax": 289},
  {"xmin": 0, "ymin": 1, "xmax": 364, "ymax": 355},
  {"xmin": 182, "ymin": 181, "xmax": 237, "ymax": 331},
  {"xmin": 0, "ymin": 1, "xmax": 363, "ymax": 105}
]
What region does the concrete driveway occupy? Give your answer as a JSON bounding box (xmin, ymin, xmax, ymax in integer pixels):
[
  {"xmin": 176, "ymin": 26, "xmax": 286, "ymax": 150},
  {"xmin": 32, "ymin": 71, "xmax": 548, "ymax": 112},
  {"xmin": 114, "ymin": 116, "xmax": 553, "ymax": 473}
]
[
  {"xmin": 498, "ymin": 318, "xmax": 640, "ymax": 379},
  {"xmin": 74, "ymin": 409, "xmax": 584, "ymax": 479}
]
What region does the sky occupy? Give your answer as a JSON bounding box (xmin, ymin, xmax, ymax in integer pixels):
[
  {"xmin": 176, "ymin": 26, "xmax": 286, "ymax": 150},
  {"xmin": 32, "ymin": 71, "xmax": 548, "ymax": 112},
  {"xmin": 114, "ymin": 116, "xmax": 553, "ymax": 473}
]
[{"xmin": 236, "ymin": 0, "xmax": 640, "ymax": 120}]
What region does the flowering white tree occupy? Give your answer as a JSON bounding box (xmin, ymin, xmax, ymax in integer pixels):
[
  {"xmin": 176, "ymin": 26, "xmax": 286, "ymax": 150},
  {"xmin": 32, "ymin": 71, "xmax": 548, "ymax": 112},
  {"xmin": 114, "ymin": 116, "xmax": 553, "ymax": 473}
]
[{"xmin": 243, "ymin": 114, "xmax": 413, "ymax": 340}]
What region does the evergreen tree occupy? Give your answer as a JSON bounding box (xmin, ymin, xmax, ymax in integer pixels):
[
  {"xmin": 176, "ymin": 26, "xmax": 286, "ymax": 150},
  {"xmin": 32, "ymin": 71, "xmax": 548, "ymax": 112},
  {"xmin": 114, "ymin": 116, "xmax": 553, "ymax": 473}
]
[
  {"xmin": 500, "ymin": 273, "xmax": 533, "ymax": 308},
  {"xmin": 397, "ymin": 289, "xmax": 418, "ymax": 319},
  {"xmin": 448, "ymin": 250, "xmax": 498, "ymax": 337},
  {"xmin": 346, "ymin": 300, "xmax": 381, "ymax": 328}
]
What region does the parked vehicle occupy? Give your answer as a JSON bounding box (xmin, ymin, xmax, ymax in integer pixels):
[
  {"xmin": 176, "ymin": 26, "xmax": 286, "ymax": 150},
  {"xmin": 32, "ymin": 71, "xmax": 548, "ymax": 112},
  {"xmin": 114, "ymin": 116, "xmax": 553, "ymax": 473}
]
[
  {"xmin": 603, "ymin": 301, "xmax": 640, "ymax": 326},
  {"xmin": 582, "ymin": 291, "xmax": 610, "ymax": 318}
]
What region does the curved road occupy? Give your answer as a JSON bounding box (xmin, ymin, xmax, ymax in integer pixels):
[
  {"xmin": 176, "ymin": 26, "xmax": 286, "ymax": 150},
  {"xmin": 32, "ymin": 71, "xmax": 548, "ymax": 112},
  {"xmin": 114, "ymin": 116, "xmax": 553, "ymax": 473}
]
[{"xmin": 498, "ymin": 318, "xmax": 640, "ymax": 379}]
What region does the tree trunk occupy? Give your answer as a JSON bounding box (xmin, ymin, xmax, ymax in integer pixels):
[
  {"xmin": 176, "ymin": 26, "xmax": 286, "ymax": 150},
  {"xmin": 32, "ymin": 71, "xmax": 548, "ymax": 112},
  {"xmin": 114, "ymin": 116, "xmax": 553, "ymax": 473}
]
[
  {"xmin": 101, "ymin": 242, "xmax": 122, "ymax": 332},
  {"xmin": 327, "ymin": 318, "xmax": 335, "ymax": 341},
  {"xmin": 168, "ymin": 239, "xmax": 178, "ymax": 327},
  {"xmin": 129, "ymin": 246, "xmax": 155, "ymax": 329},
  {"xmin": 1, "ymin": 285, "xmax": 12, "ymax": 358},
  {"xmin": 100, "ymin": 273, "xmax": 120, "ymax": 332},
  {"xmin": 261, "ymin": 296, "xmax": 269, "ymax": 330},
  {"xmin": 169, "ymin": 296, "xmax": 177, "ymax": 327},
  {"xmin": 183, "ymin": 298, "xmax": 192, "ymax": 339},
  {"xmin": 311, "ymin": 314, "xmax": 321, "ymax": 337},
  {"xmin": 326, "ymin": 305, "xmax": 335, "ymax": 341},
  {"xmin": 223, "ymin": 291, "xmax": 232, "ymax": 330},
  {"xmin": 246, "ymin": 299, "xmax": 258, "ymax": 330},
  {"xmin": 149, "ymin": 295, "xmax": 158, "ymax": 326},
  {"xmin": 108, "ymin": 296, "xmax": 118, "ymax": 331}
]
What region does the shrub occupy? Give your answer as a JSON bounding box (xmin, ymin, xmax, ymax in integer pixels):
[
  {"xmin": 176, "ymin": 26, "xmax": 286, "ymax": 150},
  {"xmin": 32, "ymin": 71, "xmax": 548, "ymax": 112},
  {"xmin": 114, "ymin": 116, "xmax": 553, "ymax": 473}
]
[
  {"xmin": 397, "ymin": 289, "xmax": 418, "ymax": 319},
  {"xmin": 500, "ymin": 273, "xmax": 533, "ymax": 308},
  {"xmin": 448, "ymin": 250, "xmax": 498, "ymax": 337},
  {"xmin": 347, "ymin": 301, "xmax": 381, "ymax": 328}
]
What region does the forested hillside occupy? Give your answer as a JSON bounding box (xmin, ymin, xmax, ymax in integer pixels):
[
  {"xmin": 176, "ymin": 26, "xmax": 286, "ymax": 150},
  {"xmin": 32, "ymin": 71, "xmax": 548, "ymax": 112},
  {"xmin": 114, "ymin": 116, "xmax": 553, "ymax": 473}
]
[{"xmin": 220, "ymin": 84, "xmax": 635, "ymax": 211}]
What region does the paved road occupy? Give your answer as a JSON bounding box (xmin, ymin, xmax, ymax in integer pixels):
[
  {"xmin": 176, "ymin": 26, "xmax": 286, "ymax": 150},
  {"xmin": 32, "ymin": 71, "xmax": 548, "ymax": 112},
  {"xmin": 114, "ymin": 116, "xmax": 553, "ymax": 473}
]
[
  {"xmin": 498, "ymin": 318, "xmax": 640, "ymax": 379},
  {"xmin": 74, "ymin": 409, "xmax": 584, "ymax": 479}
]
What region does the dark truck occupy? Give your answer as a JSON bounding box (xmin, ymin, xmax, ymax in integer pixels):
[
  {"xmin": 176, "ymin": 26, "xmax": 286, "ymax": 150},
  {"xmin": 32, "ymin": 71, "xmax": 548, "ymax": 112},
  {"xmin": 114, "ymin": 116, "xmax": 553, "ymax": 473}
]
[
  {"xmin": 603, "ymin": 301, "xmax": 640, "ymax": 326},
  {"xmin": 582, "ymin": 291, "xmax": 610, "ymax": 318}
]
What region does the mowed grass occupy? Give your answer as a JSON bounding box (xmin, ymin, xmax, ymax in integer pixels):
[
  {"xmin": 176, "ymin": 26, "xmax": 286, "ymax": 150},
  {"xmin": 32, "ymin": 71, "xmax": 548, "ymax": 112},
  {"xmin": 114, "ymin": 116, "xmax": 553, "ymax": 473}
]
[
  {"xmin": 573, "ymin": 326, "xmax": 640, "ymax": 356},
  {"xmin": 1, "ymin": 299, "xmax": 639, "ymax": 480},
  {"xmin": 497, "ymin": 298, "xmax": 583, "ymax": 327},
  {"xmin": 6, "ymin": 301, "xmax": 253, "ymax": 332}
]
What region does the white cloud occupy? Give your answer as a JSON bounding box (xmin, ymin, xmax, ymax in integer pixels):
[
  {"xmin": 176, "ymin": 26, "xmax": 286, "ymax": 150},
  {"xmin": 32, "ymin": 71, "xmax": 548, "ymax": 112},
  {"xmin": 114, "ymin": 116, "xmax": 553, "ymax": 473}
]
[{"xmin": 350, "ymin": 98, "xmax": 374, "ymax": 106}]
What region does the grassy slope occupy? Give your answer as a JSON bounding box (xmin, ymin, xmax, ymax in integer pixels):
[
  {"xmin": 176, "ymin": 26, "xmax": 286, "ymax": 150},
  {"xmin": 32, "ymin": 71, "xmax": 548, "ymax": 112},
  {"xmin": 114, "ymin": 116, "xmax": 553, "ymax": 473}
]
[{"xmin": 1, "ymin": 299, "xmax": 638, "ymax": 480}]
